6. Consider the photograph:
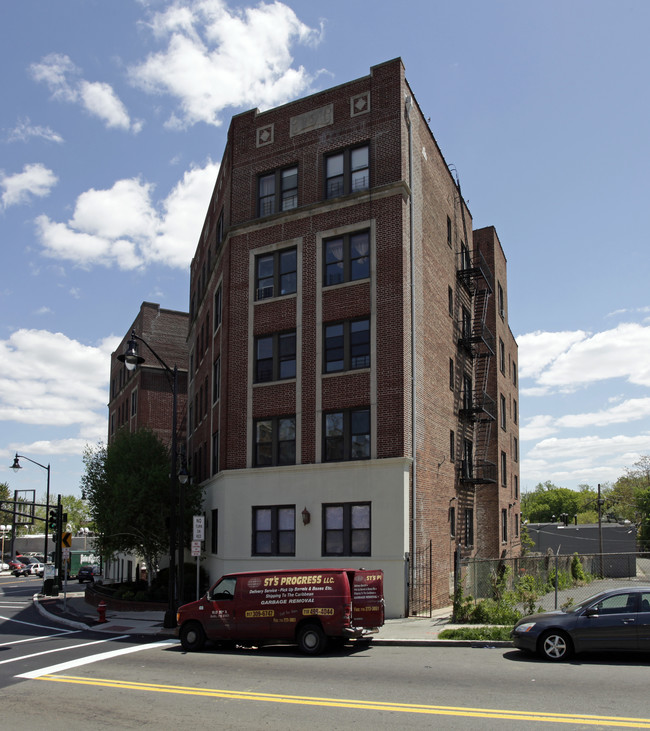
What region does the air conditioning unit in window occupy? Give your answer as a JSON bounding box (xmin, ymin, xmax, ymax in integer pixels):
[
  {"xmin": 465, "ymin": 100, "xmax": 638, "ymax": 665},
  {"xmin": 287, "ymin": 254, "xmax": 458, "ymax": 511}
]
[{"xmin": 257, "ymin": 286, "xmax": 274, "ymax": 300}]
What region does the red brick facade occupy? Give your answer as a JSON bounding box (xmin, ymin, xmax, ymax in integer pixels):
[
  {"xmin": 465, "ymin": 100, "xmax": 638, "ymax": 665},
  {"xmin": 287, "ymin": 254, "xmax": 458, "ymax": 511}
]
[
  {"xmin": 184, "ymin": 59, "xmax": 520, "ymax": 615},
  {"xmin": 109, "ymin": 302, "xmax": 188, "ymax": 452}
]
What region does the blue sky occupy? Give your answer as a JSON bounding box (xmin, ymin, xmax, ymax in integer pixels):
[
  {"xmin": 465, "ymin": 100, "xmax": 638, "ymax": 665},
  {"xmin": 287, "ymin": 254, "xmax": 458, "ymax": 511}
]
[{"xmin": 1, "ymin": 0, "xmax": 649, "ymax": 501}]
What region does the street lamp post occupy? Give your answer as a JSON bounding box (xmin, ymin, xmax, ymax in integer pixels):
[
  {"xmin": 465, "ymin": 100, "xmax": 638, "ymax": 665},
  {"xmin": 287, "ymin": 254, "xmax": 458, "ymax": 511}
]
[
  {"xmin": 10, "ymin": 454, "xmax": 51, "ymax": 562},
  {"xmin": 118, "ymin": 330, "xmax": 185, "ymax": 628}
]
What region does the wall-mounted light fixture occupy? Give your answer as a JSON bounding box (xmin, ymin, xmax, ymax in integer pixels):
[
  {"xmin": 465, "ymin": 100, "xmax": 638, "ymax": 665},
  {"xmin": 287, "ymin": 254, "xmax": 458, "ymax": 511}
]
[{"xmin": 302, "ymin": 507, "xmax": 311, "ymax": 525}]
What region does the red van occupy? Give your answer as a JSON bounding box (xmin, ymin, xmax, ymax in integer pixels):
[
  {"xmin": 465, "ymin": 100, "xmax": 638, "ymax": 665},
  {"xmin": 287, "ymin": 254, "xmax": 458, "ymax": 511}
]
[{"xmin": 176, "ymin": 568, "xmax": 384, "ymax": 654}]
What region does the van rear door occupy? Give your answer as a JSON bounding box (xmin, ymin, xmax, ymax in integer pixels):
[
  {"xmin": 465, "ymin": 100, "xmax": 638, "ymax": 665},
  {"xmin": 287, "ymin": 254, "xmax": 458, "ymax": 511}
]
[{"xmin": 349, "ymin": 570, "xmax": 384, "ymax": 628}]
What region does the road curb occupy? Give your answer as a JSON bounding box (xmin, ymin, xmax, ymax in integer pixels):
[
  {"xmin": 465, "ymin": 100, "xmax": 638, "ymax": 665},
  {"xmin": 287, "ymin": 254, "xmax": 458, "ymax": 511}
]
[
  {"xmin": 372, "ymin": 638, "xmax": 514, "ymax": 648},
  {"xmin": 33, "ymin": 594, "xmax": 91, "ymax": 631}
]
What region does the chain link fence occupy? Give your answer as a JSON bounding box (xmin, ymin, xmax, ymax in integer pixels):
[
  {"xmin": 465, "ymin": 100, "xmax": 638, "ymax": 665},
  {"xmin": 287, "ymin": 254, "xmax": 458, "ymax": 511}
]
[{"xmin": 456, "ymin": 552, "xmax": 650, "ymax": 619}]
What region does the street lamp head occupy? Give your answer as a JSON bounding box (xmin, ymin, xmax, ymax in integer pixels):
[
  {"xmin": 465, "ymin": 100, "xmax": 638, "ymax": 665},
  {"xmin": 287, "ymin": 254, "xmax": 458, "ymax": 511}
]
[
  {"xmin": 10, "ymin": 454, "xmax": 21, "ymax": 471},
  {"xmin": 178, "ymin": 466, "xmax": 189, "ymax": 485},
  {"xmin": 117, "ymin": 331, "xmax": 145, "ymax": 372}
]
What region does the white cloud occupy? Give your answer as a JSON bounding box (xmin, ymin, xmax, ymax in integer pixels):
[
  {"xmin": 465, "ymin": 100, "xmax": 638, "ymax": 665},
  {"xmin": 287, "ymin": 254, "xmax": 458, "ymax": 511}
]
[
  {"xmin": 78, "ymin": 80, "xmax": 140, "ymax": 132},
  {"xmin": 130, "ymin": 0, "xmax": 323, "ymax": 128},
  {"xmin": 30, "ymin": 53, "xmax": 141, "ymax": 133},
  {"xmin": 522, "ymin": 433, "xmax": 650, "ymax": 487},
  {"xmin": 0, "ymin": 330, "xmax": 120, "ymax": 438},
  {"xmin": 516, "ymin": 330, "xmax": 587, "ymax": 380},
  {"xmin": 518, "ymin": 323, "xmax": 650, "ymax": 390},
  {"xmin": 6, "ymin": 117, "xmax": 64, "ymax": 144},
  {"xmin": 538, "ymin": 323, "xmax": 650, "ymax": 389},
  {"xmin": 1, "ymin": 163, "xmax": 58, "ymax": 209},
  {"xmin": 35, "ymin": 160, "xmax": 219, "ymax": 270}
]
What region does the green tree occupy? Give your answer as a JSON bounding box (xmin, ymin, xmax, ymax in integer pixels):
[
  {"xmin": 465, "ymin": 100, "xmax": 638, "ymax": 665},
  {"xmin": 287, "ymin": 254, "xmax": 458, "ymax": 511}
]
[
  {"xmin": 0, "ymin": 481, "xmax": 10, "ymax": 519},
  {"xmin": 81, "ymin": 429, "xmax": 203, "ymax": 586},
  {"xmin": 521, "ymin": 481, "xmax": 582, "ymax": 523}
]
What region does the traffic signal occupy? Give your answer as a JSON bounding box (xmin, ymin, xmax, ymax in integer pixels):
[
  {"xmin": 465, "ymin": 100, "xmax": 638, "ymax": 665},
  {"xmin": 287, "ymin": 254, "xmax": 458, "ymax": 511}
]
[{"xmin": 48, "ymin": 509, "xmax": 58, "ymax": 531}]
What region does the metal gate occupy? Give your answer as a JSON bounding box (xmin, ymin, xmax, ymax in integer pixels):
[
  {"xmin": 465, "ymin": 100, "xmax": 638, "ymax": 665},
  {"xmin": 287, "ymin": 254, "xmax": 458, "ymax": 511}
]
[{"xmin": 408, "ymin": 540, "xmax": 432, "ymax": 617}]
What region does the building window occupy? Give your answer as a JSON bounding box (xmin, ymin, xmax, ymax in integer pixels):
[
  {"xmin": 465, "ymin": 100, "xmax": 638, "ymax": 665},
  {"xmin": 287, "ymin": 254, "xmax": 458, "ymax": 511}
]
[
  {"xmin": 463, "ymin": 373, "xmax": 473, "ymax": 411},
  {"xmin": 463, "ymin": 439, "xmax": 473, "ymax": 480},
  {"xmin": 498, "ymin": 282, "xmax": 505, "ymax": 320},
  {"xmin": 450, "ymin": 430, "xmax": 455, "ymax": 462},
  {"xmin": 323, "ymin": 230, "xmax": 370, "ymax": 286},
  {"xmin": 464, "ymin": 508, "xmax": 474, "ymax": 546},
  {"xmin": 253, "ymin": 506, "xmax": 295, "ymax": 555},
  {"xmin": 499, "ymin": 338, "xmax": 506, "ymax": 374},
  {"xmin": 254, "ymin": 416, "xmax": 296, "ymax": 467},
  {"xmin": 212, "ymin": 431, "xmax": 219, "ymax": 475},
  {"xmin": 131, "ymin": 390, "xmax": 137, "ymax": 417},
  {"xmin": 214, "ymin": 285, "xmax": 222, "ymax": 330},
  {"xmin": 513, "ymin": 398, "xmax": 518, "ymax": 425},
  {"xmin": 450, "ymin": 505, "xmax": 456, "ymax": 537},
  {"xmin": 449, "ymin": 358, "xmax": 455, "ymax": 391},
  {"xmin": 500, "ymin": 394, "xmax": 506, "ymax": 430},
  {"xmin": 324, "ymin": 318, "xmax": 370, "ymax": 373},
  {"xmin": 258, "ymin": 166, "xmax": 297, "ymax": 216},
  {"xmin": 513, "ymin": 436, "xmax": 519, "ymax": 463},
  {"xmin": 447, "ymin": 215, "xmax": 452, "ymax": 247},
  {"xmin": 448, "ymin": 286, "xmax": 453, "ymax": 316},
  {"xmin": 502, "ymin": 508, "xmax": 508, "ymax": 542},
  {"xmin": 514, "ymin": 474, "xmax": 519, "ymax": 499},
  {"xmin": 501, "ymin": 451, "xmax": 507, "ymax": 486},
  {"xmin": 216, "ymin": 210, "xmax": 224, "ymax": 248},
  {"xmin": 322, "ymin": 502, "xmax": 370, "ymax": 556},
  {"xmin": 211, "ymin": 508, "xmax": 218, "ymax": 554},
  {"xmin": 213, "ymin": 356, "xmax": 220, "ymax": 403},
  {"xmin": 515, "ymin": 513, "xmax": 519, "ymax": 537},
  {"xmin": 325, "ymin": 144, "xmax": 369, "ymax": 198},
  {"xmin": 323, "ymin": 408, "xmax": 370, "ymax": 462},
  {"xmin": 512, "ymin": 361, "xmax": 517, "ymax": 387},
  {"xmin": 256, "ymin": 247, "xmax": 297, "ymax": 300},
  {"xmin": 255, "ymin": 331, "xmax": 296, "ymax": 382}
]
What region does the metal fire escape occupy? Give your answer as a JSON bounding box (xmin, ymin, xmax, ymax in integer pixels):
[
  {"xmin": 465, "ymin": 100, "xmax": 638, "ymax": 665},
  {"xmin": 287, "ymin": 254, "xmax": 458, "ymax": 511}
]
[
  {"xmin": 456, "ymin": 245, "xmax": 497, "ymax": 484},
  {"xmin": 453, "ymin": 174, "xmax": 497, "ymax": 486}
]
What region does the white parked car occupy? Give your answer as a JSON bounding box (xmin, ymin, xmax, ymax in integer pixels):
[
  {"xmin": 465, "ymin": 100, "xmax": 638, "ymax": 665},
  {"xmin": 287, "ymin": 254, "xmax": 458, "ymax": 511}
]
[
  {"xmin": 28, "ymin": 562, "xmax": 45, "ymax": 577},
  {"xmin": 0, "ymin": 562, "xmax": 9, "ymax": 571}
]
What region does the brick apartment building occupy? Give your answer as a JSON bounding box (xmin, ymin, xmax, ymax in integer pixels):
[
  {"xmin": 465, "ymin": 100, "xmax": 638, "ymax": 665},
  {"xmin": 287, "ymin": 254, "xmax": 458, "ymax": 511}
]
[
  {"xmin": 108, "ymin": 302, "xmax": 189, "ymax": 448},
  {"xmin": 182, "ymin": 57, "xmax": 519, "ymax": 617}
]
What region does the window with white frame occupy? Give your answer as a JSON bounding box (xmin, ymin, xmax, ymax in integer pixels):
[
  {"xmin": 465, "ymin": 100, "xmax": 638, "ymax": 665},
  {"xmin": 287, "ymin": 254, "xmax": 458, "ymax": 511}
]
[
  {"xmin": 255, "ymin": 247, "xmax": 297, "ymax": 300},
  {"xmin": 322, "ymin": 502, "xmax": 370, "ymax": 556},
  {"xmin": 255, "ymin": 331, "xmax": 296, "ymax": 383},
  {"xmin": 325, "ymin": 144, "xmax": 369, "ymax": 198},
  {"xmin": 254, "ymin": 416, "xmax": 296, "ymax": 467},
  {"xmin": 323, "ymin": 230, "xmax": 370, "ymax": 286},
  {"xmin": 323, "ymin": 318, "xmax": 370, "ymax": 373},
  {"xmin": 252, "ymin": 505, "xmax": 295, "ymax": 555},
  {"xmin": 323, "ymin": 408, "xmax": 370, "ymax": 462},
  {"xmin": 258, "ymin": 166, "xmax": 298, "ymax": 216}
]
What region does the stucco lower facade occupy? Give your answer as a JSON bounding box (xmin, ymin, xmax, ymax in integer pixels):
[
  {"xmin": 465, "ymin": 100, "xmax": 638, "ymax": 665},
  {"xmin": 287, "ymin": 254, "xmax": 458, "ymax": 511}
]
[{"xmin": 200, "ymin": 457, "xmax": 411, "ymax": 618}]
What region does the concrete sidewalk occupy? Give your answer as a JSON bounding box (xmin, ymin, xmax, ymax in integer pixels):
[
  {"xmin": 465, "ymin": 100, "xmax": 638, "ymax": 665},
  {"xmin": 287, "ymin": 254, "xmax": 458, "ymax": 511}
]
[{"xmin": 33, "ymin": 591, "xmax": 512, "ymax": 647}]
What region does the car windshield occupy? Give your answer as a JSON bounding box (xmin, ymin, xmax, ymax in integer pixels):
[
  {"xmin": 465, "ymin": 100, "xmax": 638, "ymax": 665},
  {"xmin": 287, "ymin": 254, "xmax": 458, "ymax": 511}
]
[{"xmin": 565, "ymin": 590, "xmax": 618, "ymax": 614}]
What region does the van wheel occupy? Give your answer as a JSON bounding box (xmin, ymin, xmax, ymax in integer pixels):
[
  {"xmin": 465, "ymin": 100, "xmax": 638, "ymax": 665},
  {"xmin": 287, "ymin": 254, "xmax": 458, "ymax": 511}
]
[
  {"xmin": 297, "ymin": 624, "xmax": 327, "ymax": 655},
  {"xmin": 180, "ymin": 622, "xmax": 206, "ymax": 652}
]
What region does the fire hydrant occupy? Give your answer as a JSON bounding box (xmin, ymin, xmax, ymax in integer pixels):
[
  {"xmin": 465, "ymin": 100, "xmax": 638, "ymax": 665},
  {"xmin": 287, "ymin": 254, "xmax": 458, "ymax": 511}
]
[{"xmin": 97, "ymin": 600, "xmax": 107, "ymax": 623}]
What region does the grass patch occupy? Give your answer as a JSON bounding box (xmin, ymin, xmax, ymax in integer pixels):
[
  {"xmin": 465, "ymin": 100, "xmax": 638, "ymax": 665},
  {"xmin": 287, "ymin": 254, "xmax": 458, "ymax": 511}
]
[{"xmin": 438, "ymin": 626, "xmax": 513, "ymax": 641}]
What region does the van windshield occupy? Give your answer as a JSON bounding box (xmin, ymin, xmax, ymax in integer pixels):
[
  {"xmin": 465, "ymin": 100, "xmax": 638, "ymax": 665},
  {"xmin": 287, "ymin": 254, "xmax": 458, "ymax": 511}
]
[{"xmin": 211, "ymin": 577, "xmax": 236, "ymax": 601}]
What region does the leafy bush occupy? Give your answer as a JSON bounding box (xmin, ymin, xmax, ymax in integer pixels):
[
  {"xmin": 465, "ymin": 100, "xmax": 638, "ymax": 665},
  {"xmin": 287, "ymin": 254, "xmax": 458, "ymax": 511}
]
[
  {"xmin": 468, "ymin": 598, "xmax": 521, "ymax": 625},
  {"xmin": 439, "ymin": 626, "xmax": 513, "ymax": 641}
]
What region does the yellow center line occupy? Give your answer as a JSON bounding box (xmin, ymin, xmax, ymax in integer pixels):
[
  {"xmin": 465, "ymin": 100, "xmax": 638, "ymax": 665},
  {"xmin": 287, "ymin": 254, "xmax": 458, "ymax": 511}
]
[{"xmin": 36, "ymin": 675, "xmax": 650, "ymax": 727}]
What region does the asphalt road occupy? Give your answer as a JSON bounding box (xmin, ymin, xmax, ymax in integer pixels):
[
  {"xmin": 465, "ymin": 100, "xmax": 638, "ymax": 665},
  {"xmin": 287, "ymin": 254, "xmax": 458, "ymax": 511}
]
[{"xmin": 2, "ymin": 575, "xmax": 650, "ymax": 729}]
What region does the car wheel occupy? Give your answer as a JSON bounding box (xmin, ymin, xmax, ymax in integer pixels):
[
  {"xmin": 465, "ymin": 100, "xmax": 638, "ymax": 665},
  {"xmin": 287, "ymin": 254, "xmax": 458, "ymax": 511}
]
[
  {"xmin": 539, "ymin": 630, "xmax": 572, "ymax": 661},
  {"xmin": 180, "ymin": 621, "xmax": 206, "ymax": 652},
  {"xmin": 297, "ymin": 623, "xmax": 328, "ymax": 655}
]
